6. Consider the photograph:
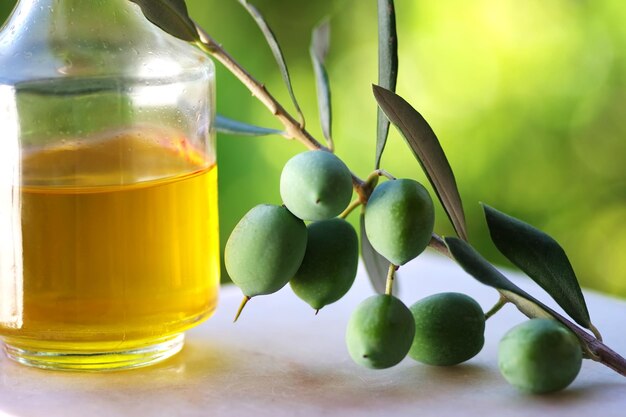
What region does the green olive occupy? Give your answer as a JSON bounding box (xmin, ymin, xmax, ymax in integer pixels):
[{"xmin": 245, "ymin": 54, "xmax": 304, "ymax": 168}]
[
  {"xmin": 280, "ymin": 150, "xmax": 353, "ymax": 221},
  {"xmin": 364, "ymin": 179, "xmax": 435, "ymax": 266},
  {"xmin": 290, "ymin": 218, "xmax": 359, "ymax": 310},
  {"xmin": 498, "ymin": 318, "xmax": 583, "ymax": 394},
  {"xmin": 409, "ymin": 292, "xmax": 485, "ymax": 366},
  {"xmin": 225, "ymin": 204, "xmax": 307, "ymax": 297},
  {"xmin": 346, "ymin": 294, "xmax": 416, "ymax": 369}
]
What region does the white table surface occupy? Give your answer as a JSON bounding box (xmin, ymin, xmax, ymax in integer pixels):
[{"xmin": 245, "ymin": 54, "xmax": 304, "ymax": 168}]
[{"xmin": 1, "ymin": 252, "xmax": 625, "ymax": 417}]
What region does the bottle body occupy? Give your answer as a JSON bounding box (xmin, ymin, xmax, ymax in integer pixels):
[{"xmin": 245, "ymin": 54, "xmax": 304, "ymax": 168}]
[{"xmin": 0, "ymin": 0, "xmax": 219, "ymax": 370}]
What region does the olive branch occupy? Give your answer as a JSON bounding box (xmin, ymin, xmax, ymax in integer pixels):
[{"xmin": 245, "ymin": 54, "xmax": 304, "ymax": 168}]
[{"xmin": 127, "ymin": 0, "xmax": 626, "ymax": 377}]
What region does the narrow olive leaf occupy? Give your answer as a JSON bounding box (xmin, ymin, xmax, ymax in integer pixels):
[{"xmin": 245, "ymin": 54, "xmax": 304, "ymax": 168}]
[
  {"xmin": 238, "ymin": 0, "xmax": 305, "ymax": 126},
  {"xmin": 373, "ymin": 86, "xmax": 468, "ymax": 241},
  {"xmin": 444, "ymin": 237, "xmax": 607, "ymax": 354},
  {"xmin": 444, "ymin": 237, "xmax": 553, "ymax": 318},
  {"xmin": 128, "ymin": 0, "xmax": 199, "ymax": 42},
  {"xmin": 482, "ymin": 204, "xmax": 592, "ymax": 329},
  {"xmin": 360, "ymin": 213, "xmax": 390, "ymax": 294},
  {"xmin": 310, "ymin": 19, "xmax": 333, "ymax": 148},
  {"xmin": 216, "ymin": 114, "xmax": 285, "ymax": 137},
  {"xmin": 375, "ymin": 0, "xmax": 398, "ymax": 169}
]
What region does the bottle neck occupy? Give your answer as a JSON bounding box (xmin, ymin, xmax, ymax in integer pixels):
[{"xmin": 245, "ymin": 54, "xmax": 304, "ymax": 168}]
[
  {"xmin": 8, "ymin": 0, "xmax": 151, "ymax": 43},
  {"xmin": 0, "ymin": 0, "xmax": 210, "ymax": 84},
  {"xmin": 13, "ymin": 0, "xmax": 135, "ymax": 15}
]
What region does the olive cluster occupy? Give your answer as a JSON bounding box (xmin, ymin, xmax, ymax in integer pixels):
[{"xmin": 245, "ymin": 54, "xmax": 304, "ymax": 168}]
[
  {"xmin": 225, "ymin": 150, "xmax": 358, "ymax": 315},
  {"xmin": 225, "ymin": 150, "xmax": 486, "ymax": 368},
  {"xmin": 224, "ymin": 150, "xmax": 582, "ymax": 393}
]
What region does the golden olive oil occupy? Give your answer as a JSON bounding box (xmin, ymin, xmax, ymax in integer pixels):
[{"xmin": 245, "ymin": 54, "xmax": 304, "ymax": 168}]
[{"xmin": 0, "ymin": 130, "xmax": 219, "ymax": 358}]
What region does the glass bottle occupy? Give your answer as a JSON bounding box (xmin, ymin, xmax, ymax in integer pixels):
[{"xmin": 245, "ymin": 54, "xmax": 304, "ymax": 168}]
[{"xmin": 0, "ymin": 0, "xmax": 219, "ymax": 370}]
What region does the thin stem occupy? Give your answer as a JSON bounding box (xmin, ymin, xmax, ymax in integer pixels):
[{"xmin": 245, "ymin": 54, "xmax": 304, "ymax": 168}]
[
  {"xmin": 385, "ymin": 264, "xmax": 397, "ymax": 296},
  {"xmin": 356, "ymin": 169, "xmax": 396, "ymax": 206},
  {"xmin": 194, "ymin": 25, "xmax": 369, "ymax": 194},
  {"xmin": 364, "ymin": 169, "xmax": 395, "ymax": 186},
  {"xmin": 376, "ymin": 169, "xmax": 397, "ymax": 180},
  {"xmin": 484, "ymin": 295, "xmax": 508, "ymax": 320},
  {"xmin": 234, "ymin": 296, "xmax": 251, "ymax": 323},
  {"xmin": 353, "ymin": 175, "xmax": 370, "ymax": 204},
  {"xmin": 589, "ymin": 322, "xmax": 603, "ymax": 342},
  {"xmin": 326, "ymin": 136, "xmax": 335, "ymax": 153},
  {"xmin": 339, "ymin": 199, "xmax": 362, "ymax": 219},
  {"xmin": 195, "ymin": 30, "xmax": 322, "ymax": 150},
  {"xmin": 428, "ymin": 233, "xmax": 451, "ymax": 258}
]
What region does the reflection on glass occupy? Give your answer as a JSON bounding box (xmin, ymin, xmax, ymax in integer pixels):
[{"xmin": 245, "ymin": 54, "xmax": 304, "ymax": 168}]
[{"xmin": 0, "ymin": 85, "xmax": 23, "ymax": 330}]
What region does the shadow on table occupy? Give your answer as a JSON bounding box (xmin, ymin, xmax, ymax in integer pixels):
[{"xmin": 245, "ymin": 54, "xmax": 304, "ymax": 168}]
[
  {"xmin": 145, "ymin": 342, "xmax": 623, "ymax": 410},
  {"xmin": 1, "ymin": 339, "xmax": 624, "ymax": 415}
]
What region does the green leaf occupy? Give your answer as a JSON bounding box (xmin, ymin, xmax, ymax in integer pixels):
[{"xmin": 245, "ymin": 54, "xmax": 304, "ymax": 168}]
[
  {"xmin": 375, "ymin": 0, "xmax": 398, "ymax": 169},
  {"xmin": 445, "ymin": 236, "xmax": 606, "ymax": 348},
  {"xmin": 447, "ymin": 237, "xmax": 610, "ymax": 365},
  {"xmin": 238, "ymin": 0, "xmax": 304, "ymax": 125},
  {"xmin": 482, "ymin": 204, "xmax": 592, "ymax": 329},
  {"xmin": 373, "ymin": 86, "xmax": 468, "ymax": 241},
  {"xmin": 360, "ymin": 213, "xmax": 390, "ymax": 294},
  {"xmin": 216, "ymin": 115, "xmax": 284, "ymax": 137},
  {"xmin": 128, "ymin": 0, "xmax": 199, "ymax": 42},
  {"xmin": 310, "ymin": 19, "xmax": 333, "ymax": 147},
  {"xmin": 444, "ymin": 237, "xmax": 578, "ymax": 324}
]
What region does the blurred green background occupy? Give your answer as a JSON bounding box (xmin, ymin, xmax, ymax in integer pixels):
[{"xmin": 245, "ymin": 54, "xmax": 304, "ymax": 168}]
[{"xmin": 2, "ymin": 0, "xmax": 625, "ymax": 297}]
